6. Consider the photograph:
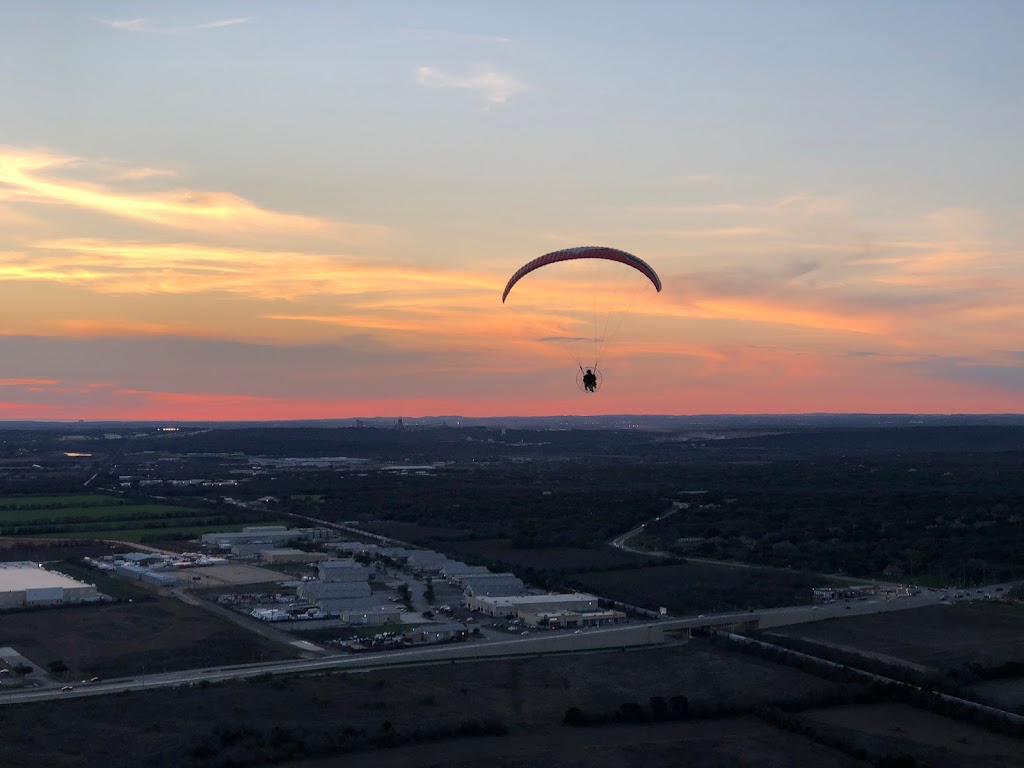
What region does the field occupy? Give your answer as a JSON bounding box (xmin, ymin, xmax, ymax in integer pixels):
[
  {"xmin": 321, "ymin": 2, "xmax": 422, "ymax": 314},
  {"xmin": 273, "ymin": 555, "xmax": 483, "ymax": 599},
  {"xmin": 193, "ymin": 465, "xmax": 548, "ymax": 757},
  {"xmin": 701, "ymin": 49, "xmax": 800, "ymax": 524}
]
[
  {"xmin": 0, "ymin": 598, "xmax": 298, "ymax": 680},
  {"xmin": 0, "ymin": 640, "xmax": 864, "ymax": 768},
  {"xmin": 0, "ymin": 537, "xmax": 130, "ymax": 563},
  {"xmin": 769, "ymin": 602, "xmax": 1024, "ymax": 672},
  {"xmin": 0, "ymin": 492, "xmax": 290, "ymax": 543},
  {"xmin": 803, "ymin": 702, "xmax": 1023, "ymax": 768}
]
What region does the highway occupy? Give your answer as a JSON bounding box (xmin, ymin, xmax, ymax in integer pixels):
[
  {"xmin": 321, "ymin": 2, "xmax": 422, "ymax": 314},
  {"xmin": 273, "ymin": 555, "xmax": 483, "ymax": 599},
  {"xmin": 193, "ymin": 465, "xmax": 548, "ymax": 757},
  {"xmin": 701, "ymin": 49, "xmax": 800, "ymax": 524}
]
[
  {"xmin": 3, "ymin": 580, "xmax": 1016, "ymax": 707},
  {"xmin": 0, "ymin": 621, "xmax": 662, "ymax": 706}
]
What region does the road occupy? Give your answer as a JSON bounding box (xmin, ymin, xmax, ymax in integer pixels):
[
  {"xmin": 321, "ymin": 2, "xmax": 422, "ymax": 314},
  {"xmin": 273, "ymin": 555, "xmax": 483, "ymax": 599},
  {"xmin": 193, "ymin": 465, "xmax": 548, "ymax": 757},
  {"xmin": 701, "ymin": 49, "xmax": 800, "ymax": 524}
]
[
  {"xmin": 609, "ymin": 501, "xmax": 683, "ymax": 556},
  {"xmin": 609, "ymin": 503, "xmax": 922, "ymax": 589},
  {"xmin": 657, "ymin": 581, "xmax": 1021, "ymax": 633},
  {"xmin": 4, "ymin": 580, "xmax": 1016, "ymax": 707},
  {"xmin": 0, "ymin": 622, "xmax": 662, "ymax": 706}
]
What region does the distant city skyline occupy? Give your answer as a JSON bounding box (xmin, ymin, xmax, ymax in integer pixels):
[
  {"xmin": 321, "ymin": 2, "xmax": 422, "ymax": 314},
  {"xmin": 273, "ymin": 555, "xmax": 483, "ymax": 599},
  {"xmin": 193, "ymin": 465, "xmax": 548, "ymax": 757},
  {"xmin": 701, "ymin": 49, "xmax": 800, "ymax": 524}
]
[{"xmin": 2, "ymin": 2, "xmax": 1022, "ymax": 419}]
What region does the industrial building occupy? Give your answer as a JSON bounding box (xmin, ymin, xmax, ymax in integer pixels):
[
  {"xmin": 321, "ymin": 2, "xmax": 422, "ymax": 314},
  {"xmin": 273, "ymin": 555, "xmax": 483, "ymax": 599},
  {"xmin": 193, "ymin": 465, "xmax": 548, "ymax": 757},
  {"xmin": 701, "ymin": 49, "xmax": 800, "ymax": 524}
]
[
  {"xmin": 464, "ymin": 592, "xmax": 599, "ymax": 617},
  {"xmin": 336, "ymin": 603, "xmax": 402, "ymax": 625},
  {"xmin": 116, "ymin": 564, "xmax": 178, "ymax": 588},
  {"xmin": 441, "ymin": 561, "xmax": 491, "ymax": 580},
  {"xmin": 406, "ymin": 622, "xmax": 467, "ymax": 643},
  {"xmin": 297, "ymin": 580, "xmax": 372, "ymax": 602},
  {"xmin": 403, "ymin": 550, "xmax": 450, "ymax": 573},
  {"xmin": 261, "ymin": 548, "xmax": 329, "ymax": 565},
  {"xmin": 460, "ymin": 573, "xmax": 526, "ymax": 598},
  {"xmin": 200, "ymin": 525, "xmax": 330, "ymax": 550},
  {"xmin": 334, "ymin": 542, "xmax": 380, "ymax": 556},
  {"xmin": 317, "ymin": 559, "xmax": 373, "ymax": 582},
  {"xmin": 0, "ymin": 561, "xmax": 99, "ymax": 610},
  {"xmin": 517, "ymin": 608, "xmax": 627, "ymax": 628}
]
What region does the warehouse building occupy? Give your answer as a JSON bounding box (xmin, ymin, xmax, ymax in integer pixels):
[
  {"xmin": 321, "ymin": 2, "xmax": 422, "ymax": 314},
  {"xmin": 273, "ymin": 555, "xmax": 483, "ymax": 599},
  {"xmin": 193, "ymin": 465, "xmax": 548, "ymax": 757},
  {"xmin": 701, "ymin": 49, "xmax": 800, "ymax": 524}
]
[
  {"xmin": 116, "ymin": 564, "xmax": 178, "ymax": 588},
  {"xmin": 297, "ymin": 580, "xmax": 372, "ymax": 603},
  {"xmin": 317, "ymin": 559, "xmax": 373, "ymax": 582},
  {"xmin": 261, "ymin": 548, "xmax": 329, "ymax": 565},
  {"xmin": 335, "ymin": 602, "xmax": 402, "ymax": 625},
  {"xmin": 441, "ymin": 561, "xmax": 491, "ymax": 580},
  {"xmin": 464, "ymin": 592, "xmax": 599, "ymax": 617},
  {"xmin": 200, "ymin": 526, "xmax": 330, "ymax": 550},
  {"xmin": 517, "ymin": 608, "xmax": 627, "ymax": 628},
  {"xmin": 460, "ymin": 573, "xmax": 526, "ymax": 599},
  {"xmin": 334, "ymin": 542, "xmax": 380, "ymax": 556},
  {"xmin": 403, "ymin": 550, "xmax": 450, "ymax": 574},
  {"xmin": 0, "ymin": 561, "xmax": 99, "ymax": 610},
  {"xmin": 405, "ymin": 622, "xmax": 467, "ymax": 644}
]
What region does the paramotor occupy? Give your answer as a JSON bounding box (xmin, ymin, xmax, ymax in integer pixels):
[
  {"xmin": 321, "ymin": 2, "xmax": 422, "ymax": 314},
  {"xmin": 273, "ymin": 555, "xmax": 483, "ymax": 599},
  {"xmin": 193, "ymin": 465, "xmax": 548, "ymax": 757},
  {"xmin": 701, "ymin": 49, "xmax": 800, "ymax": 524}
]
[{"xmin": 502, "ymin": 246, "xmax": 662, "ymax": 392}]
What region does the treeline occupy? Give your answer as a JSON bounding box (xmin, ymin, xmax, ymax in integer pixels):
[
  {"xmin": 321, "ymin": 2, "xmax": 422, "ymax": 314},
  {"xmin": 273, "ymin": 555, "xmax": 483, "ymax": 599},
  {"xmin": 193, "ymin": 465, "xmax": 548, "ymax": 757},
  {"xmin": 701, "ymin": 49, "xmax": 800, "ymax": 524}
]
[{"xmin": 635, "ymin": 456, "xmax": 1024, "ymax": 581}]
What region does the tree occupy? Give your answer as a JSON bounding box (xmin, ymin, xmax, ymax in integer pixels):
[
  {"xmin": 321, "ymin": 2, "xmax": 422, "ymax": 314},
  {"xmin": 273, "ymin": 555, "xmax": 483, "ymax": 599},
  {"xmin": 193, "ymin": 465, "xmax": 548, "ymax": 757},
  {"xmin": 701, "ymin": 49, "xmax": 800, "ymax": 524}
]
[
  {"xmin": 670, "ymin": 695, "xmax": 689, "ymax": 717},
  {"xmin": 649, "ymin": 695, "xmax": 669, "ymax": 719},
  {"xmin": 563, "ymin": 707, "xmax": 586, "ymax": 726}
]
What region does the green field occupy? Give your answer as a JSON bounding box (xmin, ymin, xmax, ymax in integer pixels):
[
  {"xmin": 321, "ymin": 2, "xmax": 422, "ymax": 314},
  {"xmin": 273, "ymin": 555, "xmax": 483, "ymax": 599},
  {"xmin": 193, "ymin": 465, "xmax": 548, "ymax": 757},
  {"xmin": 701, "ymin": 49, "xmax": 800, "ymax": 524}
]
[
  {"xmin": 37, "ymin": 520, "xmax": 294, "ymax": 543},
  {"xmin": 0, "ymin": 504, "xmax": 205, "ymax": 525},
  {"xmin": 0, "ymin": 494, "xmax": 122, "ymax": 509},
  {"xmin": 0, "ymin": 493, "xmax": 290, "ymax": 543}
]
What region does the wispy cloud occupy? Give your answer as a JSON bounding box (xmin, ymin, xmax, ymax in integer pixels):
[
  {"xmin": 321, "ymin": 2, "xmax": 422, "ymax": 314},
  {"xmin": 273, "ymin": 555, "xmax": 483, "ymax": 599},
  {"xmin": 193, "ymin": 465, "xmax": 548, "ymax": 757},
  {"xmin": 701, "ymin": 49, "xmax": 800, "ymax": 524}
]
[
  {"xmin": 0, "ymin": 239, "xmax": 494, "ymax": 301},
  {"xmin": 109, "ymin": 166, "xmax": 180, "ymax": 181},
  {"xmin": 415, "ymin": 66, "xmax": 528, "ymax": 104},
  {"xmin": 0, "ymin": 147, "xmax": 383, "ymax": 241},
  {"xmin": 102, "ymin": 17, "xmax": 250, "ymax": 34},
  {"xmin": 0, "ymin": 378, "xmax": 59, "ymax": 387}
]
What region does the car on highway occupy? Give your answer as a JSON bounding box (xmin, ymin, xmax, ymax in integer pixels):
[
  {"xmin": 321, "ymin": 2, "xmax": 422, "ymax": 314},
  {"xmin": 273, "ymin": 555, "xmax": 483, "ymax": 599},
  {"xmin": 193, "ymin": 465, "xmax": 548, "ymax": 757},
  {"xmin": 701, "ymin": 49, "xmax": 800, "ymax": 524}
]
[{"xmin": 61, "ymin": 685, "xmax": 74, "ymax": 691}]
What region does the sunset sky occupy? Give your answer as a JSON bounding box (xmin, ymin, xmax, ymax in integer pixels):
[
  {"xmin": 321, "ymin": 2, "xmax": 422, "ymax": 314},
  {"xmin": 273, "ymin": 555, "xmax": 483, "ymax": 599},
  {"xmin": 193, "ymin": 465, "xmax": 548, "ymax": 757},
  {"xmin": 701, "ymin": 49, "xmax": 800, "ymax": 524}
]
[{"xmin": 2, "ymin": 2, "xmax": 1023, "ymax": 420}]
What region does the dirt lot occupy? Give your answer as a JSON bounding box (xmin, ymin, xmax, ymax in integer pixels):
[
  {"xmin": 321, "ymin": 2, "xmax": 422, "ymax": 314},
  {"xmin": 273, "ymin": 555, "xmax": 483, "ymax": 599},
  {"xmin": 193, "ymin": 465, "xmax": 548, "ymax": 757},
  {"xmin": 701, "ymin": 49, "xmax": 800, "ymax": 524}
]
[
  {"xmin": 771, "ymin": 602, "xmax": 1024, "ymax": 672},
  {"xmin": 804, "ymin": 702, "xmax": 1023, "ymax": 768},
  {"xmin": 0, "ymin": 598, "xmax": 297, "ymax": 679},
  {"xmin": 172, "ymin": 562, "xmax": 289, "ymax": 588},
  {"xmin": 0, "ymin": 640, "xmax": 857, "ymax": 768}
]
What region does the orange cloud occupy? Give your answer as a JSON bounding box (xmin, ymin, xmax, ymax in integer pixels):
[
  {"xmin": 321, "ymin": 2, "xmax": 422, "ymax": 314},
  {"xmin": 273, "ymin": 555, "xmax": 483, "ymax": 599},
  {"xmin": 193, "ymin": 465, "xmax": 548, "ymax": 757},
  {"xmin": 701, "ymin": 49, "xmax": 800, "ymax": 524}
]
[
  {"xmin": 0, "ymin": 147, "xmax": 385, "ymax": 240},
  {"xmin": 0, "ymin": 239, "xmax": 495, "ymax": 301}
]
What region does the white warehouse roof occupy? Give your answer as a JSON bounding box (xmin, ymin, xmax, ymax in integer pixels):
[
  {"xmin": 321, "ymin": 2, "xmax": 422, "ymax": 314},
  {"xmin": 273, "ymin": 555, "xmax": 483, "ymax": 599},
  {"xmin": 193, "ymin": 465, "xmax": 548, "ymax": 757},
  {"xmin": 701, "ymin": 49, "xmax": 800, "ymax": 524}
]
[{"xmin": 0, "ymin": 562, "xmax": 92, "ymax": 591}]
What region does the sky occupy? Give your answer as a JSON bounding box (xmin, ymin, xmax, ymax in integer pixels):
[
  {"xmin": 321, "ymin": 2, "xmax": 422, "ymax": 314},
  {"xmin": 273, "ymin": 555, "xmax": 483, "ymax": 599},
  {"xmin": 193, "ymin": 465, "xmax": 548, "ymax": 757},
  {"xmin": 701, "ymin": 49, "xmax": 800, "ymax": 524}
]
[{"xmin": 1, "ymin": 1, "xmax": 1023, "ymax": 420}]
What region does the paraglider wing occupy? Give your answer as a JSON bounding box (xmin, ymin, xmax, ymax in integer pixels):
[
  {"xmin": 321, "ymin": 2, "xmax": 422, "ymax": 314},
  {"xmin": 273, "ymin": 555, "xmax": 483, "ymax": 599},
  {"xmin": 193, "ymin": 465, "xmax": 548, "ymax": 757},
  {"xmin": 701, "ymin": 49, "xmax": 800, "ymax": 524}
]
[{"xmin": 501, "ymin": 246, "xmax": 662, "ymax": 303}]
